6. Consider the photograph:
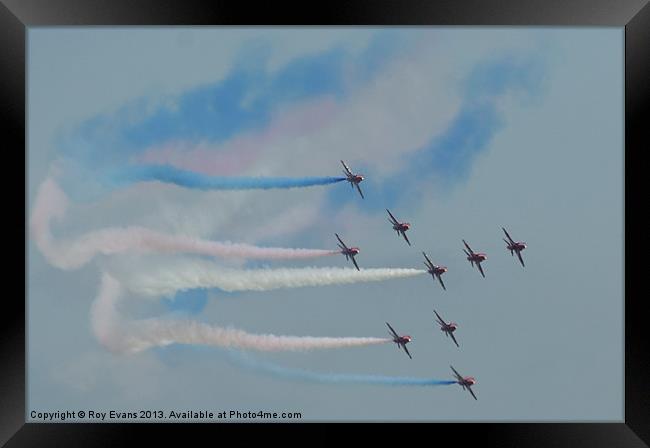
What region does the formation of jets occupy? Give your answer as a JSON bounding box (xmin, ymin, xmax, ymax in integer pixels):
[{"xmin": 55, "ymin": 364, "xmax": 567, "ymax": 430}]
[{"xmin": 335, "ymin": 161, "xmax": 530, "ymax": 401}]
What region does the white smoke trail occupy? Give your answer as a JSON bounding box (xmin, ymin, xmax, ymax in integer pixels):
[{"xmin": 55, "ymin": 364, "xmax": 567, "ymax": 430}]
[
  {"xmin": 112, "ymin": 258, "xmax": 427, "ymax": 297},
  {"xmin": 30, "ymin": 178, "xmax": 339, "ymax": 270},
  {"xmin": 91, "ymin": 273, "xmax": 392, "ymax": 354}
]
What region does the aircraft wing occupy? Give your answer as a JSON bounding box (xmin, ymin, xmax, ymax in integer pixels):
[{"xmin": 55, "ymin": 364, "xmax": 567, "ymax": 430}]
[
  {"xmin": 450, "ymin": 365, "xmax": 463, "ymax": 382},
  {"xmin": 502, "ymin": 227, "xmax": 515, "ymax": 244},
  {"xmin": 402, "ymin": 343, "xmax": 413, "ymax": 359},
  {"xmin": 340, "ymin": 160, "xmax": 352, "ymax": 176},
  {"xmin": 517, "ymin": 251, "xmax": 526, "ymax": 267},
  {"xmin": 422, "ymin": 252, "xmax": 433, "ymax": 266},
  {"xmin": 351, "ymin": 256, "xmax": 360, "ymax": 271},
  {"xmin": 477, "ymin": 262, "xmax": 485, "ymax": 278},
  {"xmin": 335, "ymin": 233, "xmax": 348, "ymax": 250},
  {"xmin": 401, "ymin": 231, "xmax": 411, "ymax": 246},
  {"xmin": 386, "ymin": 209, "xmax": 399, "ymax": 225},
  {"xmin": 438, "ymin": 275, "xmax": 446, "ymax": 291},
  {"xmin": 450, "ymin": 332, "xmax": 460, "ymax": 348},
  {"xmin": 355, "ymin": 183, "xmax": 364, "ymax": 199},
  {"xmin": 433, "ymin": 310, "xmax": 445, "ymax": 326},
  {"xmin": 386, "ymin": 322, "xmax": 399, "ymax": 339},
  {"xmin": 462, "ymin": 240, "xmax": 475, "ymax": 255},
  {"xmin": 467, "ymin": 386, "xmax": 478, "ymax": 400}
]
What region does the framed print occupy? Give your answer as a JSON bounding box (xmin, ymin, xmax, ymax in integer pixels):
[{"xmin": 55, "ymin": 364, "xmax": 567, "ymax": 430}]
[{"xmin": 3, "ymin": 0, "xmax": 649, "ymax": 445}]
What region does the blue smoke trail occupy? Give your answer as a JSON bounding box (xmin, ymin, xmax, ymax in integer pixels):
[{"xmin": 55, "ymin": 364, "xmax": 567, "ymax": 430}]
[
  {"xmin": 228, "ymin": 351, "xmax": 456, "ymax": 387},
  {"xmin": 110, "ymin": 164, "xmax": 346, "ymax": 191}
]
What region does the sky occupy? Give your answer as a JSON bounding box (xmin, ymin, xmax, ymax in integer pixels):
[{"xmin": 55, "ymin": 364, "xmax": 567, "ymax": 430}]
[{"xmin": 27, "ymin": 27, "xmax": 623, "ymax": 421}]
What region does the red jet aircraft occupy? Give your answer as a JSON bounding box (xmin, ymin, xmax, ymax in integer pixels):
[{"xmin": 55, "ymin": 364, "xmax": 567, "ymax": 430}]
[
  {"xmin": 335, "ymin": 233, "xmax": 360, "ymax": 271},
  {"xmin": 502, "ymin": 227, "xmax": 527, "ymax": 267},
  {"xmin": 387, "ymin": 209, "xmax": 412, "ymax": 246},
  {"xmin": 386, "ymin": 322, "xmax": 413, "ymax": 359},
  {"xmin": 341, "ymin": 160, "xmax": 364, "ymax": 199},
  {"xmin": 434, "ymin": 310, "xmax": 459, "ymax": 347},
  {"xmin": 463, "ymin": 239, "xmax": 487, "ymax": 278},
  {"xmin": 423, "ymin": 251, "xmax": 448, "ymax": 290},
  {"xmin": 451, "ymin": 365, "xmax": 477, "ymax": 400}
]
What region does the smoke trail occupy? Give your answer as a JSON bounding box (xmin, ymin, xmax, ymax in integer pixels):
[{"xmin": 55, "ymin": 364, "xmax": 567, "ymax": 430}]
[
  {"xmin": 111, "ymin": 164, "xmax": 346, "ymax": 191},
  {"xmin": 30, "ymin": 179, "xmax": 339, "ymax": 270},
  {"xmin": 228, "ymin": 351, "xmax": 457, "ymax": 387},
  {"xmin": 114, "ymin": 258, "xmax": 427, "ymax": 297},
  {"xmin": 92, "ymin": 273, "xmax": 392, "ymax": 354}
]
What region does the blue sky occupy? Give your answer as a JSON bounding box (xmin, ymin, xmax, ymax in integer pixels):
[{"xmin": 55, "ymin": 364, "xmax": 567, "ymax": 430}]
[{"xmin": 28, "ymin": 27, "xmax": 623, "ymax": 421}]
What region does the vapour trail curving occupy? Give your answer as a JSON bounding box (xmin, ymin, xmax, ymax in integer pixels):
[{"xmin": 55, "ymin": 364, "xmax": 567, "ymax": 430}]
[
  {"xmin": 91, "ymin": 273, "xmax": 392, "ymax": 354},
  {"xmin": 30, "ymin": 178, "xmax": 340, "ymax": 270},
  {"xmin": 111, "ymin": 164, "xmax": 346, "ymax": 191}
]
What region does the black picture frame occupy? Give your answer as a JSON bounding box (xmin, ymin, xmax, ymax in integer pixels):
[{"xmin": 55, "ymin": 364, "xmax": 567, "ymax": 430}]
[{"xmin": 4, "ymin": 0, "xmax": 648, "ymax": 445}]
